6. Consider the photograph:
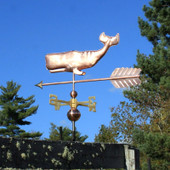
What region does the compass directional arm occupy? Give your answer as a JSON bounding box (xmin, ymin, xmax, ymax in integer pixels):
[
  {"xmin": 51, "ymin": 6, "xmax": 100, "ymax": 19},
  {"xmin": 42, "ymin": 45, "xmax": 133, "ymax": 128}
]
[
  {"xmin": 88, "ymin": 96, "xmax": 96, "ymax": 112},
  {"xmin": 49, "ymin": 94, "xmax": 70, "ymax": 110},
  {"xmin": 49, "ymin": 94, "xmax": 96, "ymax": 112},
  {"xmin": 77, "ymin": 96, "xmax": 96, "ymax": 112}
]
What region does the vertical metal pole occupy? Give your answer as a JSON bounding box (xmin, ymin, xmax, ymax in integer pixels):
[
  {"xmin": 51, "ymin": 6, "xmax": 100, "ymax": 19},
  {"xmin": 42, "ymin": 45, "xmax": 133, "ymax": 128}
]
[
  {"xmin": 59, "ymin": 126, "xmax": 63, "ymax": 141},
  {"xmin": 147, "ymin": 157, "xmax": 151, "ymax": 170},
  {"xmin": 72, "ymin": 72, "xmax": 76, "ymax": 141},
  {"xmin": 72, "ymin": 121, "xmax": 76, "ymax": 141},
  {"xmin": 72, "ymin": 72, "xmax": 75, "ymax": 92}
]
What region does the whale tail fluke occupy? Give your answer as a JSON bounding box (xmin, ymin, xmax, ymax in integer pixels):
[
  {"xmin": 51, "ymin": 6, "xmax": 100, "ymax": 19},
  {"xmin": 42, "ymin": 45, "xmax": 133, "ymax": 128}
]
[{"xmin": 99, "ymin": 32, "xmax": 120, "ymax": 46}]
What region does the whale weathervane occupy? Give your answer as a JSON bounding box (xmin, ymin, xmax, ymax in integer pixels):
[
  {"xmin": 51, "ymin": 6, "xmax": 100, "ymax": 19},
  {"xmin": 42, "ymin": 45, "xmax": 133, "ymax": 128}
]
[
  {"xmin": 36, "ymin": 32, "xmax": 142, "ymax": 141},
  {"xmin": 45, "ymin": 32, "xmax": 120, "ymax": 75}
]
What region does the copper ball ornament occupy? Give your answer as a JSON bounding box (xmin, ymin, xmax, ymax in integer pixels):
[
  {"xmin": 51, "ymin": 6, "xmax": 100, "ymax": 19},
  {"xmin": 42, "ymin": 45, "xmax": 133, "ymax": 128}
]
[
  {"xmin": 70, "ymin": 90, "xmax": 78, "ymax": 98},
  {"xmin": 67, "ymin": 108, "xmax": 81, "ymax": 121}
]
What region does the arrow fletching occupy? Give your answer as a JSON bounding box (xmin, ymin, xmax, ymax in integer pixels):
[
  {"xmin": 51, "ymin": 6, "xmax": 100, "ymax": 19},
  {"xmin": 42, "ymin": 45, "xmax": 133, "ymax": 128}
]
[{"xmin": 110, "ymin": 67, "xmax": 141, "ymax": 88}]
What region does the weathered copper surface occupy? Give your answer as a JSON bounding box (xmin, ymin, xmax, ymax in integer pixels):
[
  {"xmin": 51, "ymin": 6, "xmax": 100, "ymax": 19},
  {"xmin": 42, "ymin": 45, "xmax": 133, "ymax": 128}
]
[{"xmin": 45, "ymin": 32, "xmax": 120, "ymax": 75}]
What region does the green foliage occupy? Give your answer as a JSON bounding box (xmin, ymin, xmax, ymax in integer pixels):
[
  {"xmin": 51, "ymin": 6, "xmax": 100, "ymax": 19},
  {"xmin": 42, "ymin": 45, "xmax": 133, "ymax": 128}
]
[
  {"xmin": 0, "ymin": 81, "xmax": 42, "ymax": 138},
  {"xmin": 124, "ymin": 0, "xmax": 170, "ymax": 110},
  {"xmin": 48, "ymin": 123, "xmax": 88, "ymax": 142},
  {"xmin": 94, "ymin": 124, "xmax": 117, "ymax": 143},
  {"xmin": 115, "ymin": 0, "xmax": 170, "ymax": 169},
  {"xmin": 110, "ymin": 101, "xmax": 151, "ymax": 144},
  {"xmin": 122, "ymin": 0, "xmax": 170, "ymax": 134},
  {"xmin": 95, "ymin": 1, "xmax": 170, "ymax": 169},
  {"xmin": 106, "ymin": 0, "xmax": 170, "ymax": 137},
  {"xmin": 110, "ymin": 99, "xmax": 170, "ymax": 143},
  {"xmin": 133, "ymin": 129, "xmax": 170, "ymax": 170}
]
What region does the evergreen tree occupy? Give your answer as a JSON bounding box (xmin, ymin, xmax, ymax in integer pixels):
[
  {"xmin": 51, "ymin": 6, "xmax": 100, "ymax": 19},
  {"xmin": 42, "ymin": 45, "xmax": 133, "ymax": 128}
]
[
  {"xmin": 0, "ymin": 81, "xmax": 42, "ymax": 138},
  {"xmin": 133, "ymin": 129, "xmax": 170, "ymax": 170},
  {"xmin": 124, "ymin": 0, "xmax": 170, "ymax": 112},
  {"xmin": 48, "ymin": 123, "xmax": 88, "ymax": 142},
  {"xmin": 109, "ymin": 0, "xmax": 170, "ymax": 139},
  {"xmin": 111, "ymin": 0, "xmax": 170, "ymax": 168}
]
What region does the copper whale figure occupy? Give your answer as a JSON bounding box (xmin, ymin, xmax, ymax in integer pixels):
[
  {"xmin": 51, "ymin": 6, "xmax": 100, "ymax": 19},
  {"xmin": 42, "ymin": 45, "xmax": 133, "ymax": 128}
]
[{"xmin": 45, "ymin": 32, "xmax": 120, "ymax": 75}]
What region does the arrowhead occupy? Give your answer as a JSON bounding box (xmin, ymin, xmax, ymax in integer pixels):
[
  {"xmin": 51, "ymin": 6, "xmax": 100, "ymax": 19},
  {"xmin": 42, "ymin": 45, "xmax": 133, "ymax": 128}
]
[{"xmin": 35, "ymin": 81, "xmax": 43, "ymax": 89}]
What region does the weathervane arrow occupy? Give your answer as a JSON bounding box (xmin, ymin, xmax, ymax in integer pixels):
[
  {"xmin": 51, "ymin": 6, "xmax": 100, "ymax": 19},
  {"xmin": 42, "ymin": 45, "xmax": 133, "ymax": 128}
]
[{"xmin": 35, "ymin": 67, "xmax": 141, "ymax": 89}]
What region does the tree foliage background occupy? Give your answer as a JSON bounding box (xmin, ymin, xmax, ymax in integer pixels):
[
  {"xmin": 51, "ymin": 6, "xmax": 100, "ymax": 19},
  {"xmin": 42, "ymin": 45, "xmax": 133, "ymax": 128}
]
[
  {"xmin": 0, "ymin": 81, "xmax": 42, "ymax": 139},
  {"xmin": 48, "ymin": 122, "xmax": 88, "ymax": 142},
  {"xmin": 95, "ymin": 0, "xmax": 170, "ymax": 169}
]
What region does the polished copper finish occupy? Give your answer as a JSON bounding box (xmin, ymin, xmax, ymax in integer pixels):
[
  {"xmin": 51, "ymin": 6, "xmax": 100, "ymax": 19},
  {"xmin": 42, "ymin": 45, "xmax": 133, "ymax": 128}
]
[
  {"xmin": 36, "ymin": 32, "xmax": 142, "ymax": 140},
  {"xmin": 35, "ymin": 68, "xmax": 141, "ymax": 89},
  {"xmin": 110, "ymin": 67, "xmax": 141, "ymax": 88},
  {"xmin": 45, "ymin": 32, "xmax": 119, "ymax": 75},
  {"xmin": 67, "ymin": 108, "xmax": 81, "ymax": 121},
  {"xmin": 70, "ymin": 90, "xmax": 77, "ymax": 98}
]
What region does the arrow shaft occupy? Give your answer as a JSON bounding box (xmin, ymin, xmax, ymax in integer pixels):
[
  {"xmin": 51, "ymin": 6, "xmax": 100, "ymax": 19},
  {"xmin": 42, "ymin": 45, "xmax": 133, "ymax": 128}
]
[{"xmin": 42, "ymin": 75, "xmax": 140, "ymax": 87}]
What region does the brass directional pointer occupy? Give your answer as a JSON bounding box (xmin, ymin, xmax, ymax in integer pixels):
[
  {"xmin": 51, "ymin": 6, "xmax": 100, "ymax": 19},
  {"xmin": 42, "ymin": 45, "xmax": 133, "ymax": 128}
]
[{"xmin": 49, "ymin": 94, "xmax": 96, "ymax": 112}]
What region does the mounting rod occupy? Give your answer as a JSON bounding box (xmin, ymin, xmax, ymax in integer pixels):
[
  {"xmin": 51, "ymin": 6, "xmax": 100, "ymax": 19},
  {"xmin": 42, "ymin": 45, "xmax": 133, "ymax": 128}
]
[{"xmin": 72, "ymin": 121, "xmax": 76, "ymax": 141}]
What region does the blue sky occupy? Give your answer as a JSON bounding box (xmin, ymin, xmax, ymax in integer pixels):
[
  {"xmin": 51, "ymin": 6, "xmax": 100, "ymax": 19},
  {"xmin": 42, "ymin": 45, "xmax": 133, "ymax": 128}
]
[{"xmin": 0, "ymin": 0, "xmax": 152, "ymax": 142}]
